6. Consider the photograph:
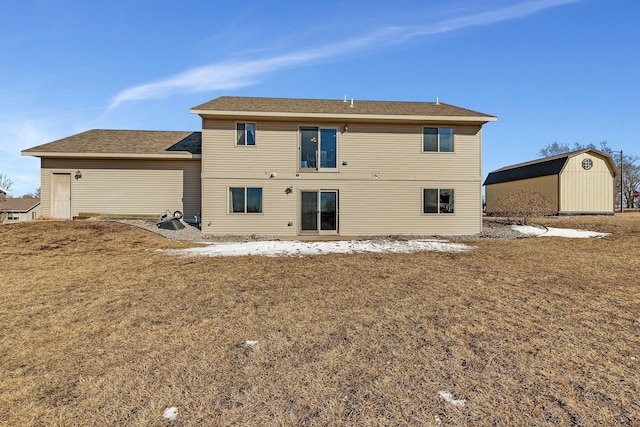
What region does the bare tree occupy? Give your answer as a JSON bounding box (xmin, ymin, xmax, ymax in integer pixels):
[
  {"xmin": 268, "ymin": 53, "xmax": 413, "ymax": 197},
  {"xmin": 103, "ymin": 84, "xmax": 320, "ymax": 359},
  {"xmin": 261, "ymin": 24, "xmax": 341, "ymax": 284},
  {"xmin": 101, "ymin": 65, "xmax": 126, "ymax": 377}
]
[
  {"xmin": 0, "ymin": 172, "xmax": 12, "ymax": 196},
  {"xmin": 620, "ymin": 160, "xmax": 640, "ymax": 208},
  {"xmin": 0, "ymin": 173, "xmax": 12, "ymax": 223},
  {"xmin": 22, "ymin": 187, "xmax": 41, "ymax": 199},
  {"xmin": 493, "ymin": 190, "xmax": 555, "ymax": 225}
]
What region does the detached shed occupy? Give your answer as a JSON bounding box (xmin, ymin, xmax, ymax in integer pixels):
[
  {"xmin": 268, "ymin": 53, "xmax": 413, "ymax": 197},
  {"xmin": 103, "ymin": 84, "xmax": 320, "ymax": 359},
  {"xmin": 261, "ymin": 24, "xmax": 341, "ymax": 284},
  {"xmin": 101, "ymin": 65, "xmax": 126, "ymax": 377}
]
[{"xmin": 484, "ymin": 149, "xmax": 618, "ymax": 215}]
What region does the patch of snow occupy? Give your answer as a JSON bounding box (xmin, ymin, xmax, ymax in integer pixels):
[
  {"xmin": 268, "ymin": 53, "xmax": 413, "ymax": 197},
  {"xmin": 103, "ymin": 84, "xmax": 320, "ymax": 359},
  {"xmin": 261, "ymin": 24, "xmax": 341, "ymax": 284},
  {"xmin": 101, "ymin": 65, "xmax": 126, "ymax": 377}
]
[
  {"xmin": 438, "ymin": 391, "xmax": 466, "ymax": 407},
  {"xmin": 163, "ymin": 407, "xmax": 178, "ymax": 421},
  {"xmin": 434, "ymin": 415, "xmax": 443, "ymax": 425},
  {"xmin": 162, "ymin": 239, "xmax": 474, "ymax": 258},
  {"xmin": 512, "ymin": 225, "xmax": 609, "ymax": 239},
  {"xmin": 245, "ymin": 340, "xmax": 258, "ymax": 346}
]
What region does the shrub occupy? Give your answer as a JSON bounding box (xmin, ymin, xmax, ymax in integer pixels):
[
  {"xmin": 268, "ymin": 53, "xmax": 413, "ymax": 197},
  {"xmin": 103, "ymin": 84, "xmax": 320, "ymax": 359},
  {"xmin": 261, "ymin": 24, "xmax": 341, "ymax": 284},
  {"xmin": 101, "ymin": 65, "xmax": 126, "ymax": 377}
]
[{"xmin": 493, "ymin": 190, "xmax": 555, "ymax": 225}]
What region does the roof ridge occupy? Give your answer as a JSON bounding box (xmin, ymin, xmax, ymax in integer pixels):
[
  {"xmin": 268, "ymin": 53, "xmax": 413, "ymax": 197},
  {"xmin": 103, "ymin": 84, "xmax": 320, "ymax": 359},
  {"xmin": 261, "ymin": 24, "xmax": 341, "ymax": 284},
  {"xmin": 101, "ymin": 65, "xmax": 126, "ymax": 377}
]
[
  {"xmin": 488, "ymin": 148, "xmax": 610, "ymax": 174},
  {"xmin": 191, "ymin": 96, "xmax": 496, "ymax": 119}
]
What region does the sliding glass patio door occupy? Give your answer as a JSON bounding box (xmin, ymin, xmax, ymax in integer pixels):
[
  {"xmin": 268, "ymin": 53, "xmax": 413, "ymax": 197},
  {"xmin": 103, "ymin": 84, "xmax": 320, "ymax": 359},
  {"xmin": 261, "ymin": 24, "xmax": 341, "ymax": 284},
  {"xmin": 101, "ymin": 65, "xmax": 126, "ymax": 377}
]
[{"xmin": 300, "ymin": 190, "xmax": 338, "ymax": 234}]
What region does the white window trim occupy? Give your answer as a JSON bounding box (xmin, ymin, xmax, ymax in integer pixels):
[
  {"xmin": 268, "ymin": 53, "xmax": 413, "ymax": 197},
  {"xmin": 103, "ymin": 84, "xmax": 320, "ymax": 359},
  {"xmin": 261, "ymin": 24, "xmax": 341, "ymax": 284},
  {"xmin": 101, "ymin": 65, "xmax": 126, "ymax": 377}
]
[
  {"xmin": 235, "ymin": 122, "xmax": 257, "ymax": 147},
  {"xmin": 228, "ymin": 186, "xmax": 264, "ymax": 214},
  {"xmin": 422, "ymin": 126, "xmax": 455, "ymax": 153},
  {"xmin": 422, "ymin": 188, "xmax": 455, "ymax": 215},
  {"xmin": 298, "ymin": 125, "xmax": 339, "ymax": 172}
]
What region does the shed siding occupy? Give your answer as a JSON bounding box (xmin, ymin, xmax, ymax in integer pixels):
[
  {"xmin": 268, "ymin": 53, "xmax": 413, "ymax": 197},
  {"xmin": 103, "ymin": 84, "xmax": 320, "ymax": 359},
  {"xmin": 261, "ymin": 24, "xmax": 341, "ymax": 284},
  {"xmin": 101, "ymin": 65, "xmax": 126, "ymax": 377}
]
[
  {"xmin": 485, "ymin": 175, "xmax": 559, "ymax": 213},
  {"xmin": 40, "ymin": 158, "xmax": 201, "ymax": 219},
  {"xmin": 560, "ymin": 153, "xmax": 614, "ymax": 213},
  {"xmin": 201, "ymin": 119, "xmax": 483, "ymax": 236}
]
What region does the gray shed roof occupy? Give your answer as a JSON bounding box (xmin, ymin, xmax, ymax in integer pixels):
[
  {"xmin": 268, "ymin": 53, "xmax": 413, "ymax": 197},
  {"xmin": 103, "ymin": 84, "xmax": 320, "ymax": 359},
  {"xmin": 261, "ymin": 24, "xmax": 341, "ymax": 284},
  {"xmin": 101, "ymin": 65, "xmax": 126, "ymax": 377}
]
[
  {"xmin": 484, "ymin": 149, "xmax": 617, "ymax": 186},
  {"xmin": 22, "ymin": 130, "xmax": 201, "ymax": 158}
]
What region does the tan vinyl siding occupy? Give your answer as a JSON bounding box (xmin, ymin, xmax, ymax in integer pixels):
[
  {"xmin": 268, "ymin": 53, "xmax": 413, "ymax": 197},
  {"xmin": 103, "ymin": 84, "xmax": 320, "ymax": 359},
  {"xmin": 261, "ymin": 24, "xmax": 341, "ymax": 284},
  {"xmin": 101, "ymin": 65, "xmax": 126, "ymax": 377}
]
[
  {"xmin": 202, "ymin": 120, "xmax": 483, "ymax": 182},
  {"xmin": 40, "ymin": 163, "xmax": 51, "ymax": 218},
  {"xmin": 560, "ymin": 153, "xmax": 615, "ymax": 213},
  {"xmin": 201, "ymin": 118, "xmax": 483, "ymax": 236},
  {"xmin": 485, "ymin": 175, "xmax": 559, "ymax": 213},
  {"xmin": 1, "ymin": 206, "xmax": 40, "ymax": 223},
  {"xmin": 202, "ymin": 179, "xmax": 481, "ymax": 236},
  {"xmin": 202, "ymin": 179, "xmax": 296, "ymax": 236},
  {"xmin": 40, "ymin": 158, "xmax": 201, "ymax": 219}
]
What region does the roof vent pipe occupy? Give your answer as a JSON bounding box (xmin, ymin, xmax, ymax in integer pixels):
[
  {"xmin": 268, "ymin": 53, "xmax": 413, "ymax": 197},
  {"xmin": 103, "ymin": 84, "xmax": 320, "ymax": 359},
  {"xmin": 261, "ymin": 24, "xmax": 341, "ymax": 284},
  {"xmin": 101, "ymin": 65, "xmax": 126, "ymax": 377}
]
[
  {"xmin": 343, "ymin": 95, "xmax": 347, "ymax": 103},
  {"xmin": 350, "ymin": 98, "xmax": 354, "ymax": 108},
  {"xmin": 435, "ymin": 96, "xmax": 440, "ymax": 105}
]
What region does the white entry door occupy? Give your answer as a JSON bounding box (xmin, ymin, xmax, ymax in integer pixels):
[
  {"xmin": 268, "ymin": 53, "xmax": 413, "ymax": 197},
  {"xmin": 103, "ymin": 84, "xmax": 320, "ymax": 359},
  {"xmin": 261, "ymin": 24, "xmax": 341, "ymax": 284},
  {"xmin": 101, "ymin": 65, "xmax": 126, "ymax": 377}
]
[{"xmin": 52, "ymin": 173, "xmax": 71, "ymax": 219}]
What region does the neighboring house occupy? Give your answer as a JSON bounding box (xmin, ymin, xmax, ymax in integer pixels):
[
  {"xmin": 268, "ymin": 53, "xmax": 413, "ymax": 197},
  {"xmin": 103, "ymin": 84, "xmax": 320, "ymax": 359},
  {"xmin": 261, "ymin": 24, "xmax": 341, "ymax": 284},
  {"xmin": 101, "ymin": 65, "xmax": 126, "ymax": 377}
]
[
  {"xmin": 0, "ymin": 197, "xmax": 41, "ymax": 223},
  {"xmin": 23, "ymin": 96, "xmax": 497, "ymax": 236},
  {"xmin": 484, "ymin": 149, "xmax": 617, "ymax": 215},
  {"xmin": 0, "ymin": 186, "xmax": 7, "ymax": 198},
  {"xmin": 22, "ymin": 130, "xmax": 202, "ymax": 221}
]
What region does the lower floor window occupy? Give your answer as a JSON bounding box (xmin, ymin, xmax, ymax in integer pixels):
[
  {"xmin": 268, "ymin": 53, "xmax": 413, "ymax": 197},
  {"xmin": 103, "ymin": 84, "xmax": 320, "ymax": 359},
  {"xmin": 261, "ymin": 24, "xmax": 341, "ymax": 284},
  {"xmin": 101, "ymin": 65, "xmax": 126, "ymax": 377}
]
[
  {"xmin": 423, "ymin": 189, "xmax": 454, "ymax": 214},
  {"xmin": 229, "ymin": 187, "xmax": 263, "ymax": 213},
  {"xmin": 7, "ymin": 213, "xmax": 19, "ymax": 221}
]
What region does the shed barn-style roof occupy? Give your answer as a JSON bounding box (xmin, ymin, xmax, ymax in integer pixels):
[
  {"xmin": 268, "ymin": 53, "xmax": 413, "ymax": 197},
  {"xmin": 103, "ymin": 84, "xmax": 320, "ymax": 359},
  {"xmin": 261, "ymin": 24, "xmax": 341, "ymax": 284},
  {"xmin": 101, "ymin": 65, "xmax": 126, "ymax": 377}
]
[
  {"xmin": 484, "ymin": 149, "xmax": 618, "ymax": 186},
  {"xmin": 1, "ymin": 197, "xmax": 40, "ymax": 213},
  {"xmin": 191, "ymin": 96, "xmax": 497, "ymax": 123},
  {"xmin": 21, "ymin": 130, "xmax": 201, "ymax": 159}
]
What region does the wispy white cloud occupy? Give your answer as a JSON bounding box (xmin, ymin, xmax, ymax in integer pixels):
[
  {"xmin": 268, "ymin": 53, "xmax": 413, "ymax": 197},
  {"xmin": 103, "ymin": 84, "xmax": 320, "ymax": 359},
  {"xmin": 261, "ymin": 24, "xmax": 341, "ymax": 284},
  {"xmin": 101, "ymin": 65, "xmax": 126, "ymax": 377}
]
[{"xmin": 109, "ymin": 0, "xmax": 581, "ymax": 108}]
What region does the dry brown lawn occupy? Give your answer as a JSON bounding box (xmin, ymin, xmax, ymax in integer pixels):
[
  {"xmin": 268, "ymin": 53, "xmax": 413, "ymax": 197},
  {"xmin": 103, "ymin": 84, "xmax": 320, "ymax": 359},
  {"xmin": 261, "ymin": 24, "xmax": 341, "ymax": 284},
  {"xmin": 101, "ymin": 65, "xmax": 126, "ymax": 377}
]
[{"xmin": 1, "ymin": 215, "xmax": 639, "ymax": 426}]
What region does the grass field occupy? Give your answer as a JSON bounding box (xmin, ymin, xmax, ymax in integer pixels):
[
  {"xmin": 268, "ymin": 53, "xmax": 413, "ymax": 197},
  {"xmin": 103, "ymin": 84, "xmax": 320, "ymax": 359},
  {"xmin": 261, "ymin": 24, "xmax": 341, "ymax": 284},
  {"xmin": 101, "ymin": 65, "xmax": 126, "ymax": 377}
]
[{"xmin": 1, "ymin": 216, "xmax": 639, "ymax": 425}]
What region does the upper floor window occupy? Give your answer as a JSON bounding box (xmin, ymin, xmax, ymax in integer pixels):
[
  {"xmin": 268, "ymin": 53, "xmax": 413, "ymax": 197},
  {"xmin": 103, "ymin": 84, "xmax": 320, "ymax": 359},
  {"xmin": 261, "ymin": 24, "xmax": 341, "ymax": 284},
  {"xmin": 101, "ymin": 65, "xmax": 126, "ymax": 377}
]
[
  {"xmin": 236, "ymin": 123, "xmax": 256, "ymax": 146},
  {"xmin": 300, "ymin": 127, "xmax": 337, "ymax": 170},
  {"xmin": 229, "ymin": 187, "xmax": 262, "ymax": 213},
  {"xmin": 423, "ymin": 127, "xmax": 454, "ymax": 152},
  {"xmin": 423, "ymin": 188, "xmax": 454, "ymax": 214}
]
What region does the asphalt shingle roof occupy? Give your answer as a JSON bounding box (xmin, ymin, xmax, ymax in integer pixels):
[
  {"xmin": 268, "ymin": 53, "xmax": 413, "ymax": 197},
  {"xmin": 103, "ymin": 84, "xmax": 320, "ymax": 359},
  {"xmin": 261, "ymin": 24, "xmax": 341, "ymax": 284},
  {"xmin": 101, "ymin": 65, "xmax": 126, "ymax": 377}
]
[
  {"xmin": 1, "ymin": 197, "xmax": 40, "ymax": 212},
  {"xmin": 22, "ymin": 130, "xmax": 201, "ymax": 156},
  {"xmin": 483, "ymin": 148, "xmax": 617, "ymax": 186},
  {"xmin": 191, "ymin": 96, "xmax": 496, "ymax": 120},
  {"xmin": 483, "ymin": 157, "xmax": 568, "ymax": 185}
]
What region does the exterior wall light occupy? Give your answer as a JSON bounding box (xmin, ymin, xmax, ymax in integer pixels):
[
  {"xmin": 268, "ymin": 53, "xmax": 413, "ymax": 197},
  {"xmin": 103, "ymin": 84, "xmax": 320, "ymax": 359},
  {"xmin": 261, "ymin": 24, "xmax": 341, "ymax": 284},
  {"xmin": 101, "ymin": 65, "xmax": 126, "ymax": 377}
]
[{"xmin": 74, "ymin": 170, "xmax": 82, "ymax": 180}]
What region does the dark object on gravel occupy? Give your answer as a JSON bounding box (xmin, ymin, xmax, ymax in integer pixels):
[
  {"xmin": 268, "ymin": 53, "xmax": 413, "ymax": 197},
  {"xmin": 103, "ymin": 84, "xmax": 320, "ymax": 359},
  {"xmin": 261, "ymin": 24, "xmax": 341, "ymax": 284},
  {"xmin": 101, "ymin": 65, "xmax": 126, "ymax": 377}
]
[
  {"xmin": 156, "ymin": 218, "xmax": 184, "ymax": 230},
  {"xmin": 156, "ymin": 210, "xmax": 186, "ymax": 230},
  {"xmin": 156, "ymin": 218, "xmax": 185, "ymax": 230}
]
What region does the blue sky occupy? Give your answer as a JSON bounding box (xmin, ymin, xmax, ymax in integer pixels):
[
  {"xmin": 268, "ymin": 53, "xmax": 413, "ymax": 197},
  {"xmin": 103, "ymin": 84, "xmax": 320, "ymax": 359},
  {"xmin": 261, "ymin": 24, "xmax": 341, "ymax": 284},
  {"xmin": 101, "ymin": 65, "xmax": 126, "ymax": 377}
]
[{"xmin": 1, "ymin": 0, "xmax": 638, "ymax": 197}]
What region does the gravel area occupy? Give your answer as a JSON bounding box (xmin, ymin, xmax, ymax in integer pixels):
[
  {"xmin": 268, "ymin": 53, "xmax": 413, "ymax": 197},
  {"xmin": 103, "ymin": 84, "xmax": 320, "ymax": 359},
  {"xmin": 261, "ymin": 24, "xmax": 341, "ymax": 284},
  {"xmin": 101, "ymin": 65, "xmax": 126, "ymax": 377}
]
[{"xmin": 112, "ymin": 218, "xmax": 526, "ymax": 242}]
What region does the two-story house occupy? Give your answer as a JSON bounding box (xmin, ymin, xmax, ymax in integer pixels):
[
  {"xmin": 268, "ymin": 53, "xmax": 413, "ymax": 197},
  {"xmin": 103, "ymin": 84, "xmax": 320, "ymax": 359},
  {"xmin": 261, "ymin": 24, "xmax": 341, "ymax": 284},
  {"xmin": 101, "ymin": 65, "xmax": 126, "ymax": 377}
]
[{"xmin": 22, "ymin": 96, "xmax": 496, "ymax": 236}]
